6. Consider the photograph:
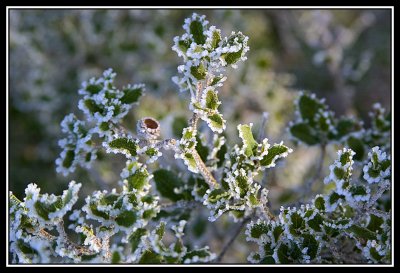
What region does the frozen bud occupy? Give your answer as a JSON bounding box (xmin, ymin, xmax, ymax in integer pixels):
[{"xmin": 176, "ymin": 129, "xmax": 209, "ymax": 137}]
[{"xmin": 137, "ymin": 117, "xmax": 161, "ymax": 140}]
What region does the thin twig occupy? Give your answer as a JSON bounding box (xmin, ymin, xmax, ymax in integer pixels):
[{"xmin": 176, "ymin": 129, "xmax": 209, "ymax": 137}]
[
  {"xmin": 303, "ymin": 144, "xmax": 326, "ymax": 201},
  {"xmin": 192, "ymin": 149, "xmax": 219, "ymax": 188},
  {"xmin": 214, "ymin": 216, "xmax": 252, "ymax": 263},
  {"xmin": 257, "ymin": 112, "xmax": 269, "ymax": 142}
]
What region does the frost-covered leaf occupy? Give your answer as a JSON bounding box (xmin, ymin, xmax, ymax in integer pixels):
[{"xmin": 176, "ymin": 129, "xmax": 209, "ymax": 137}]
[
  {"xmin": 139, "ymin": 250, "xmax": 163, "ymax": 264},
  {"xmin": 153, "ymin": 169, "xmax": 187, "ymax": 202},
  {"xmin": 289, "ymin": 123, "xmax": 320, "ymax": 145},
  {"xmin": 238, "ymin": 123, "xmax": 258, "ymax": 157},
  {"xmin": 126, "ymin": 167, "xmax": 150, "ymax": 191},
  {"xmin": 106, "ymin": 137, "xmax": 139, "ymax": 157},
  {"xmin": 121, "ymin": 84, "xmax": 145, "ymax": 104},
  {"xmin": 260, "ymin": 143, "xmax": 292, "ymax": 167},
  {"xmin": 348, "ymin": 225, "xmax": 377, "ymax": 240}
]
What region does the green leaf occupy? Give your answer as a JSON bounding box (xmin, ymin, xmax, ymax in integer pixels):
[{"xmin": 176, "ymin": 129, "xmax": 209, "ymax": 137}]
[
  {"xmin": 207, "ymin": 113, "xmax": 225, "ymax": 132},
  {"xmin": 156, "ymin": 221, "xmax": 166, "ymax": 237},
  {"xmin": 314, "ymin": 196, "xmax": 325, "ymax": 211},
  {"xmin": 223, "ymin": 49, "xmax": 243, "ymax": 65},
  {"xmin": 139, "ymin": 250, "xmax": 163, "ymax": 264},
  {"xmin": 84, "ymin": 99, "xmax": 103, "ymax": 114},
  {"xmin": 207, "ymin": 188, "xmax": 230, "ymax": 204},
  {"xmin": 111, "ymin": 251, "xmax": 121, "ymax": 263},
  {"xmin": 347, "ymin": 136, "xmax": 365, "ymax": 161},
  {"xmin": 307, "ymin": 213, "xmax": 323, "ymax": 232},
  {"xmin": 250, "ymin": 222, "xmax": 269, "ymax": 239},
  {"xmin": 349, "ymin": 185, "xmax": 368, "ymax": 197},
  {"xmin": 298, "ymin": 94, "xmax": 322, "ymax": 123},
  {"xmin": 153, "ymin": 169, "xmax": 186, "ymax": 202},
  {"xmin": 190, "ymin": 20, "xmax": 206, "ymax": 44},
  {"xmin": 17, "ymin": 240, "xmax": 38, "ymax": 255},
  {"xmin": 277, "ymin": 243, "xmax": 290, "ymax": 263},
  {"xmin": 63, "ymin": 150, "xmax": 75, "ymax": 168},
  {"xmin": 366, "ymin": 214, "xmax": 384, "ymax": 233},
  {"xmin": 290, "ymin": 212, "xmax": 305, "ymax": 230},
  {"xmin": 85, "ymin": 84, "xmax": 103, "ymax": 95},
  {"xmin": 129, "ymin": 228, "xmax": 147, "ymax": 252},
  {"xmin": 238, "ymin": 124, "xmax": 258, "ymax": 157},
  {"xmin": 335, "ymin": 118, "xmax": 359, "ymax": 139},
  {"xmin": 172, "ymin": 116, "xmax": 188, "ymax": 137},
  {"xmin": 236, "ymin": 174, "xmax": 249, "ymax": 198},
  {"xmin": 216, "ymin": 143, "xmax": 227, "ymax": 168},
  {"xmin": 196, "ymin": 136, "xmax": 209, "ymax": 162},
  {"xmin": 302, "ymin": 234, "xmax": 319, "ymax": 260},
  {"xmin": 205, "ymin": 88, "xmax": 220, "ymax": 110},
  {"xmin": 348, "ymin": 224, "xmax": 377, "ymax": 240},
  {"xmin": 183, "ymin": 248, "xmax": 213, "ymax": 262},
  {"xmin": 210, "ymin": 29, "xmax": 221, "ymax": 49},
  {"xmin": 115, "ymin": 210, "xmax": 137, "ymax": 227},
  {"xmin": 289, "ymin": 123, "xmax": 320, "ymax": 145},
  {"xmin": 126, "ymin": 168, "xmax": 149, "ymax": 191},
  {"xmin": 260, "ymin": 144, "xmax": 290, "ymax": 167},
  {"xmin": 89, "ymin": 203, "xmax": 109, "ymax": 220},
  {"xmin": 272, "ymin": 225, "xmax": 284, "ymax": 242},
  {"xmin": 193, "ymin": 217, "xmax": 208, "ymax": 238},
  {"xmin": 210, "ymin": 76, "xmax": 223, "ymax": 86},
  {"xmin": 328, "ymin": 192, "xmax": 341, "ymax": 205},
  {"xmin": 121, "ymin": 86, "xmax": 143, "ymax": 104},
  {"xmin": 190, "ymin": 63, "xmax": 206, "ymax": 80},
  {"xmin": 108, "ymin": 137, "xmax": 138, "ymax": 157},
  {"xmin": 34, "ymin": 199, "xmax": 62, "ymax": 221}
]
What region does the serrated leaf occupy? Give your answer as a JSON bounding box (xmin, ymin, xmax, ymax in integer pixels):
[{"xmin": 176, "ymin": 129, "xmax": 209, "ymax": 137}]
[
  {"xmin": 190, "ymin": 20, "xmax": 206, "ymax": 44},
  {"xmin": 260, "ymin": 144, "xmax": 290, "ymax": 167},
  {"xmin": 115, "ymin": 210, "xmax": 137, "ymax": 227},
  {"xmin": 298, "ymin": 94, "xmax": 322, "ymax": 123},
  {"xmin": 250, "ymin": 222, "xmax": 269, "ymax": 238},
  {"xmin": 277, "ymin": 243, "xmax": 290, "ymax": 263},
  {"xmin": 63, "ymin": 150, "xmax": 75, "ymax": 168},
  {"xmin": 348, "ymin": 224, "xmax": 377, "ymax": 240},
  {"xmin": 347, "ymin": 136, "xmax": 365, "ymax": 161},
  {"xmin": 314, "ymin": 196, "xmax": 325, "ymax": 211},
  {"xmin": 205, "ymin": 88, "xmax": 219, "ymax": 110},
  {"xmin": 108, "ymin": 137, "xmax": 138, "ymax": 157},
  {"xmin": 207, "ymin": 188, "xmax": 230, "ymax": 204},
  {"xmin": 85, "ymin": 84, "xmax": 103, "ymax": 95},
  {"xmin": 139, "ymin": 250, "xmax": 163, "ymax": 264},
  {"xmin": 272, "ymin": 225, "xmax": 284, "ymax": 242},
  {"xmin": 129, "ymin": 228, "xmax": 147, "ymax": 252},
  {"xmin": 367, "ymin": 214, "xmax": 384, "ymax": 233},
  {"xmin": 183, "ymin": 248, "xmax": 213, "ymax": 262},
  {"xmin": 307, "ymin": 213, "xmax": 323, "ymax": 232},
  {"xmin": 190, "ymin": 63, "xmax": 206, "ymax": 80},
  {"xmin": 207, "ymin": 113, "xmax": 225, "ymax": 133},
  {"xmin": 84, "ymin": 99, "xmax": 103, "ymax": 114},
  {"xmin": 290, "ymin": 123, "xmax": 320, "ymax": 145},
  {"xmin": 302, "ymin": 234, "xmax": 319, "ymax": 260},
  {"xmin": 34, "ymin": 199, "xmax": 62, "ymax": 221},
  {"xmin": 210, "ymin": 29, "xmax": 221, "ymax": 49},
  {"xmin": 89, "ymin": 203, "xmax": 109, "ymax": 220},
  {"xmin": 126, "ymin": 168, "xmax": 149, "ymax": 191},
  {"xmin": 223, "ymin": 49, "xmax": 243, "ymax": 65},
  {"xmin": 156, "ymin": 221, "xmax": 166, "ymax": 237},
  {"xmin": 290, "ymin": 212, "xmax": 305, "ymax": 231},
  {"xmin": 121, "ymin": 86, "xmax": 143, "ymax": 104},
  {"xmin": 153, "ymin": 169, "xmax": 186, "ymax": 202},
  {"xmin": 238, "ymin": 124, "xmax": 258, "ymax": 157}
]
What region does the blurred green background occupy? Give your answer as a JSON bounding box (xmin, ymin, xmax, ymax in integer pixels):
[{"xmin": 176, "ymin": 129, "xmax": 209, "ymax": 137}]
[{"xmin": 9, "ymin": 9, "xmax": 391, "ymax": 204}]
